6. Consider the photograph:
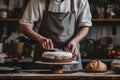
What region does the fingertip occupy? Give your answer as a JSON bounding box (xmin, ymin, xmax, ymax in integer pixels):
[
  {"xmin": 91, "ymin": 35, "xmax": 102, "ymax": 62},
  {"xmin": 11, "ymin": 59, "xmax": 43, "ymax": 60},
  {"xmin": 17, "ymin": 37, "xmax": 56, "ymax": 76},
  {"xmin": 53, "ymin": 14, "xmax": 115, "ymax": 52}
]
[{"xmin": 49, "ymin": 39, "xmax": 54, "ymax": 49}]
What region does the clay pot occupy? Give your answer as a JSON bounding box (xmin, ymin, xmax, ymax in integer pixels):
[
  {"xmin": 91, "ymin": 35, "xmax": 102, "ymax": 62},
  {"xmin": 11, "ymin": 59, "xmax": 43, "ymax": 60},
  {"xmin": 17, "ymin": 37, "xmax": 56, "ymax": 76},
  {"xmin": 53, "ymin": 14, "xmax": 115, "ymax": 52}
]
[
  {"xmin": 100, "ymin": 36, "xmax": 114, "ymax": 49},
  {"xmin": 12, "ymin": 39, "xmax": 24, "ymax": 54}
]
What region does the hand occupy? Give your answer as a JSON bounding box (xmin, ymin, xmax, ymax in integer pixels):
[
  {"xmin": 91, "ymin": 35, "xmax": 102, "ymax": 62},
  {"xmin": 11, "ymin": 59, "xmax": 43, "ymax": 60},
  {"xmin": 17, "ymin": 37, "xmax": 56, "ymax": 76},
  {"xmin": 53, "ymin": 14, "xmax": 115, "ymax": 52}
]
[
  {"xmin": 65, "ymin": 41, "xmax": 78, "ymax": 58},
  {"xmin": 38, "ymin": 37, "xmax": 54, "ymax": 50}
]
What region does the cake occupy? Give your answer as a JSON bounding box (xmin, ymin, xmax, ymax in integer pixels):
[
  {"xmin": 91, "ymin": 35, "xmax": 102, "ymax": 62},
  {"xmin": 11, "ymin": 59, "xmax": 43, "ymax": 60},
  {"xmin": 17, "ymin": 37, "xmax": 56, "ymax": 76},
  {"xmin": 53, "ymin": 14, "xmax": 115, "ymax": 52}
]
[{"xmin": 41, "ymin": 52, "xmax": 72, "ymax": 62}]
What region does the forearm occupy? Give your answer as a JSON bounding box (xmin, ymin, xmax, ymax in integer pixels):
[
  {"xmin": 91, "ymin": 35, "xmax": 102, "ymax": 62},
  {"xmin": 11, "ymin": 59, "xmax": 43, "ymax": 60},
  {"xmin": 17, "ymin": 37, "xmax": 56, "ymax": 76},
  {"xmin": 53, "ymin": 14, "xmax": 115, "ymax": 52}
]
[
  {"xmin": 19, "ymin": 24, "xmax": 43, "ymax": 42},
  {"xmin": 71, "ymin": 27, "xmax": 89, "ymax": 44}
]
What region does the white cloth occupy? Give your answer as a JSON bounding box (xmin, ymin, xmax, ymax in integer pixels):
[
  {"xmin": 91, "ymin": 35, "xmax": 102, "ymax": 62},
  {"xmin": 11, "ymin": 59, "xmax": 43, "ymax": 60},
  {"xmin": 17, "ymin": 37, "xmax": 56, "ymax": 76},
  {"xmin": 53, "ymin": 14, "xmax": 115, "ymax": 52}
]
[{"xmin": 19, "ymin": 0, "xmax": 92, "ymax": 28}]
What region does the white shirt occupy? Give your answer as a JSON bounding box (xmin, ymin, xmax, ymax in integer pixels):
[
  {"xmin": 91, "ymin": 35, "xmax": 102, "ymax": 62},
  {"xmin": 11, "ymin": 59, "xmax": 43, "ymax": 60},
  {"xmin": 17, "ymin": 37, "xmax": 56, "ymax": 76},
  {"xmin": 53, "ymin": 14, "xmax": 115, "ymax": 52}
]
[{"xmin": 19, "ymin": 0, "xmax": 92, "ymax": 28}]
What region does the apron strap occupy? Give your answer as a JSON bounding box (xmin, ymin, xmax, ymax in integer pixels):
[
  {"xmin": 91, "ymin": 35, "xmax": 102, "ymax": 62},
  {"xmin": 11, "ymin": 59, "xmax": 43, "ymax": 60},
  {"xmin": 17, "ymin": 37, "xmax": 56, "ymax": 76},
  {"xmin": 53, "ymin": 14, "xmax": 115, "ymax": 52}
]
[
  {"xmin": 43, "ymin": 0, "xmax": 50, "ymax": 19},
  {"xmin": 71, "ymin": 0, "xmax": 75, "ymax": 12},
  {"xmin": 37, "ymin": 0, "xmax": 76, "ymax": 47},
  {"xmin": 45, "ymin": 0, "xmax": 50, "ymax": 12},
  {"xmin": 36, "ymin": 0, "xmax": 50, "ymax": 26},
  {"xmin": 41, "ymin": 0, "xmax": 75, "ymax": 21},
  {"xmin": 44, "ymin": 0, "xmax": 75, "ymax": 13}
]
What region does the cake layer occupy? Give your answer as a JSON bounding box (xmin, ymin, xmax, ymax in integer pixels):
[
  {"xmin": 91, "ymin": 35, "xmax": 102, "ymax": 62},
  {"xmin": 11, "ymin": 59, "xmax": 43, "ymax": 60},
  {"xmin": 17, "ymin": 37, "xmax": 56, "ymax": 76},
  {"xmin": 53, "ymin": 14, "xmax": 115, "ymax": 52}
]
[
  {"xmin": 41, "ymin": 58, "xmax": 72, "ymax": 62},
  {"xmin": 42, "ymin": 52, "xmax": 72, "ymax": 60}
]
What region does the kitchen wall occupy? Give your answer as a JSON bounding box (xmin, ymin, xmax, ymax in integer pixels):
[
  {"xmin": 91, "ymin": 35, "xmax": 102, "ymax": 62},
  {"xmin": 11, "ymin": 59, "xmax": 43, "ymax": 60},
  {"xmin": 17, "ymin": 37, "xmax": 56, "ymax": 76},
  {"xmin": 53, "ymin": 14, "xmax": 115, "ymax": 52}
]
[
  {"xmin": 87, "ymin": 25, "xmax": 120, "ymax": 45},
  {"xmin": 0, "ymin": 0, "xmax": 120, "ymax": 59}
]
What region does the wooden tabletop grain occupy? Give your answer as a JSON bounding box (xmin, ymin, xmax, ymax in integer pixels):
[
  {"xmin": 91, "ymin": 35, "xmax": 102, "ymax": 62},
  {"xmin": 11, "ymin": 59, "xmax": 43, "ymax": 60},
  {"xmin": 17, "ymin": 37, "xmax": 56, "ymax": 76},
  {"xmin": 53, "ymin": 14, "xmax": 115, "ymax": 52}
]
[{"xmin": 0, "ymin": 70, "xmax": 120, "ymax": 80}]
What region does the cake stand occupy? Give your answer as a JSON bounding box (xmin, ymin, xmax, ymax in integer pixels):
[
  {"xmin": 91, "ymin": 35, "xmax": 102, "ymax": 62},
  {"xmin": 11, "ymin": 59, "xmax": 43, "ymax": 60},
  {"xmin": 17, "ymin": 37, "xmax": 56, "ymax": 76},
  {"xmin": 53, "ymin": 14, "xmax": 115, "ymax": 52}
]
[{"xmin": 35, "ymin": 61, "xmax": 79, "ymax": 73}]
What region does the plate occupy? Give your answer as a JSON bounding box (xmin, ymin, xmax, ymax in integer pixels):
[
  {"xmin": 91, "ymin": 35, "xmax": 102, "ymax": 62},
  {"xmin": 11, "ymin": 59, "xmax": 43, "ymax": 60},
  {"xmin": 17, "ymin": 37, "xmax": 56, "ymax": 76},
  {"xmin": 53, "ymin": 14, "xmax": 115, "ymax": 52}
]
[
  {"xmin": 35, "ymin": 61, "xmax": 79, "ymax": 65},
  {"xmin": 0, "ymin": 66, "xmax": 21, "ymax": 73}
]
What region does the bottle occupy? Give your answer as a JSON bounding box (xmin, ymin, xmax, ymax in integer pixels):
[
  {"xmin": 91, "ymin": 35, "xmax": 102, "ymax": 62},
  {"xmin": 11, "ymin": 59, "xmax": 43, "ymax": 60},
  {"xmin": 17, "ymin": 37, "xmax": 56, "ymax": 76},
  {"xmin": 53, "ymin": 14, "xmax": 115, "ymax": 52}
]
[{"xmin": 0, "ymin": 9, "xmax": 8, "ymax": 19}]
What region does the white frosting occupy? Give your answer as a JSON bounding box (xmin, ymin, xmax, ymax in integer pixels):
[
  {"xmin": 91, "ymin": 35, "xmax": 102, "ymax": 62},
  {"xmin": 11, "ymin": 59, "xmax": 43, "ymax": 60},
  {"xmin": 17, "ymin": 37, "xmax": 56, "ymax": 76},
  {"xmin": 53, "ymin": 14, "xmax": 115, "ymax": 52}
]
[{"xmin": 42, "ymin": 52, "xmax": 72, "ymax": 59}]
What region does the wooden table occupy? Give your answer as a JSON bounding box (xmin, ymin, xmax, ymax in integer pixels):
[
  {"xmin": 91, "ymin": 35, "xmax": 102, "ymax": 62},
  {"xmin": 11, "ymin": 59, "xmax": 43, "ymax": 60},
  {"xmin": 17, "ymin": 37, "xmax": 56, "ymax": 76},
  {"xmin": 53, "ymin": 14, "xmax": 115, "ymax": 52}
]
[{"xmin": 0, "ymin": 70, "xmax": 120, "ymax": 80}]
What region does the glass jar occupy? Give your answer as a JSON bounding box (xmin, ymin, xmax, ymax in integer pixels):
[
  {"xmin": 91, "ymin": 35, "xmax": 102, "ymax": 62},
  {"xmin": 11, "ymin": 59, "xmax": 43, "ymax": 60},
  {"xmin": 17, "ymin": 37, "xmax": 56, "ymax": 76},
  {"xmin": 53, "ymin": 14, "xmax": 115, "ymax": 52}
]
[
  {"xmin": 111, "ymin": 59, "xmax": 120, "ymax": 74},
  {"xmin": 0, "ymin": 9, "xmax": 8, "ymax": 19}
]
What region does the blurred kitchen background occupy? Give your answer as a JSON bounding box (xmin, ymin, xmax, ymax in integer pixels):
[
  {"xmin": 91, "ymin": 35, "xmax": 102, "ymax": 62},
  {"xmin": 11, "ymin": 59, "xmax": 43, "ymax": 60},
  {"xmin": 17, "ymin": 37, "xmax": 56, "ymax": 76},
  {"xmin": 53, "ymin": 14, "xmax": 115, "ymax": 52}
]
[{"xmin": 0, "ymin": 0, "xmax": 120, "ymax": 69}]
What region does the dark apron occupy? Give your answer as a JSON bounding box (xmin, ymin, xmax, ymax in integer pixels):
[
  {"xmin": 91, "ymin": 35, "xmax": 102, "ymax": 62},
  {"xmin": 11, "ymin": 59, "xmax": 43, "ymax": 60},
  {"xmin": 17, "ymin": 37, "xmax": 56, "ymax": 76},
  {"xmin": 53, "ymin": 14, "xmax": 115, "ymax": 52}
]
[{"xmin": 34, "ymin": 0, "xmax": 83, "ymax": 71}]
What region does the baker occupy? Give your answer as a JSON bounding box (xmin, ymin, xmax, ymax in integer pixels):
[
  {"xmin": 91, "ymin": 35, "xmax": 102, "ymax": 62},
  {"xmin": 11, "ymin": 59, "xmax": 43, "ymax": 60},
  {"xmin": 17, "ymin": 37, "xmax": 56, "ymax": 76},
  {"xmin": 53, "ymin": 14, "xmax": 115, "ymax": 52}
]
[{"xmin": 19, "ymin": 0, "xmax": 92, "ymax": 71}]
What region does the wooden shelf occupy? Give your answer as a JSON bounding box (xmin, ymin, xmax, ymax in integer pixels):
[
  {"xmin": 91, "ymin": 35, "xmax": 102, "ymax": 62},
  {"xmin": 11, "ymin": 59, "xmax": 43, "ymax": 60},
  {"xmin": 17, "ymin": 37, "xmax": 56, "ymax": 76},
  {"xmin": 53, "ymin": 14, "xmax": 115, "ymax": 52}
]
[
  {"xmin": 0, "ymin": 18, "xmax": 120, "ymax": 22},
  {"xmin": 92, "ymin": 18, "xmax": 120, "ymax": 26},
  {"xmin": 0, "ymin": 19, "xmax": 19, "ymax": 21},
  {"xmin": 0, "ymin": 18, "xmax": 120, "ymax": 26},
  {"xmin": 4, "ymin": 58, "xmax": 33, "ymax": 63},
  {"xmin": 92, "ymin": 18, "xmax": 120, "ymax": 22}
]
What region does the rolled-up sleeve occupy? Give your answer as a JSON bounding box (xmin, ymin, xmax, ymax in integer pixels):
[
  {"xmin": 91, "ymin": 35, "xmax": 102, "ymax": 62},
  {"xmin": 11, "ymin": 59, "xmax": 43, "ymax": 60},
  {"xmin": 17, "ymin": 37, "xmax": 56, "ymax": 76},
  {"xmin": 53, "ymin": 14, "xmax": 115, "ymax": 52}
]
[
  {"xmin": 19, "ymin": 0, "xmax": 39, "ymax": 28},
  {"xmin": 78, "ymin": 0, "xmax": 92, "ymax": 28}
]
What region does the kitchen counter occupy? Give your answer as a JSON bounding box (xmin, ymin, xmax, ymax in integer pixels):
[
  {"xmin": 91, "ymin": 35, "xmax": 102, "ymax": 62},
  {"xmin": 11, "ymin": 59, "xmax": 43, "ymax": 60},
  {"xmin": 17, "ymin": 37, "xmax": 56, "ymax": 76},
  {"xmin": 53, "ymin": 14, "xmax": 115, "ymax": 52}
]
[{"xmin": 0, "ymin": 70, "xmax": 120, "ymax": 80}]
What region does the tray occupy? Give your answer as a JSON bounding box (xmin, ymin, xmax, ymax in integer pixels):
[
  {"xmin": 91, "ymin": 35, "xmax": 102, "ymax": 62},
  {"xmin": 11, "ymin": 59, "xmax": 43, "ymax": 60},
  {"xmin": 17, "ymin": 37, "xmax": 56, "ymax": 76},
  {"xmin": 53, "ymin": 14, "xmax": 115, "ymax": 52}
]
[
  {"xmin": 35, "ymin": 61, "xmax": 79, "ymax": 65},
  {"xmin": 0, "ymin": 66, "xmax": 21, "ymax": 73}
]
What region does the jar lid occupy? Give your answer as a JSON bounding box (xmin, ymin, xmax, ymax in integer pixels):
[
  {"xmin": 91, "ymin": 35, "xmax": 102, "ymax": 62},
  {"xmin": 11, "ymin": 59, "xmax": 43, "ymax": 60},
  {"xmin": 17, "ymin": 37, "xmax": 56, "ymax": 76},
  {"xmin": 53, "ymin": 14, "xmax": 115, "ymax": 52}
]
[{"xmin": 112, "ymin": 59, "xmax": 120, "ymax": 65}]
